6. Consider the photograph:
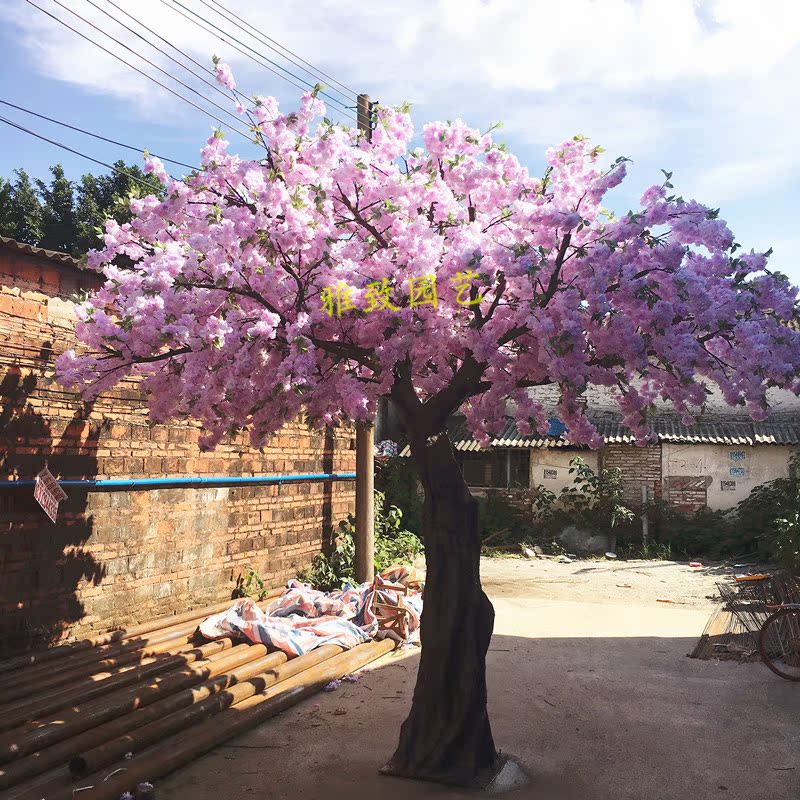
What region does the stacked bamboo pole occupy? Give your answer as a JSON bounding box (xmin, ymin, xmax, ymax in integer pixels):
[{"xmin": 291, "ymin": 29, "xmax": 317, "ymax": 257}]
[
  {"xmin": 51, "ymin": 640, "xmax": 395, "ymax": 800},
  {"xmin": 0, "ymin": 637, "xmax": 207, "ymax": 705},
  {"xmin": 0, "ymin": 593, "xmax": 398, "ymax": 799},
  {"xmin": 0, "ymin": 595, "xmax": 255, "ymax": 675},
  {"xmin": 0, "ymin": 638, "xmax": 241, "ymax": 732}
]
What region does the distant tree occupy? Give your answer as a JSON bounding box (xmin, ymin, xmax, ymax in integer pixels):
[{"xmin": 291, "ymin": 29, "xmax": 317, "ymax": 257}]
[
  {"xmin": 36, "ymin": 165, "xmax": 78, "ymax": 254},
  {"xmin": 0, "ymin": 161, "xmax": 163, "ymax": 257},
  {"xmin": 0, "ymin": 169, "xmax": 44, "ymax": 245}
]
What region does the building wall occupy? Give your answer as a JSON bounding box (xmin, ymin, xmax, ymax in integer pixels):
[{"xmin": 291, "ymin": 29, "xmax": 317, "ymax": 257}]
[
  {"xmin": 601, "ymin": 444, "xmax": 662, "ymax": 508},
  {"xmin": 662, "ymin": 443, "xmax": 797, "ymax": 511},
  {"xmin": 529, "ymin": 449, "xmax": 599, "ymax": 495},
  {"xmin": 0, "ymin": 244, "xmax": 355, "ymax": 654}
]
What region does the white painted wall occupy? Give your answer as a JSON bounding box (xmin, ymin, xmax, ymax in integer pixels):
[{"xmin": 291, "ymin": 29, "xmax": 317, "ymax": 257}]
[
  {"xmin": 662, "ymin": 443, "xmax": 798, "ymax": 510},
  {"xmin": 530, "ymin": 450, "xmax": 599, "ymax": 496}
]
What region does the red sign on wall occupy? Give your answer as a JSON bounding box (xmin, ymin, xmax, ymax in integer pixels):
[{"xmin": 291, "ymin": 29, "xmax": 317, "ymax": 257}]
[{"xmin": 34, "ymin": 467, "xmax": 67, "ymax": 523}]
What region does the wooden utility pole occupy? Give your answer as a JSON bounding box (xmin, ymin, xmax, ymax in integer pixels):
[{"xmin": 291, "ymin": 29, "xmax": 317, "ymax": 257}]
[{"xmin": 354, "ymin": 93, "xmax": 375, "ymax": 584}]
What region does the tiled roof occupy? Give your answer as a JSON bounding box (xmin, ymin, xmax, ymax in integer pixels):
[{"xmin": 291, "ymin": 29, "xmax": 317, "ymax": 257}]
[
  {"xmin": 400, "ymin": 415, "xmax": 800, "ymax": 454},
  {"xmin": 0, "ymin": 236, "xmax": 83, "ymax": 269}
]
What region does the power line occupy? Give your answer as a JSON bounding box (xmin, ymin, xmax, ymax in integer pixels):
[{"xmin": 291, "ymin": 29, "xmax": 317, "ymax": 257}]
[
  {"xmin": 83, "ymin": 0, "xmax": 287, "ymax": 150},
  {"xmin": 0, "ymin": 114, "xmax": 168, "ymax": 190},
  {"xmin": 42, "ymin": 0, "xmax": 251, "ymax": 135},
  {"xmin": 158, "ymin": 0, "xmax": 354, "ymax": 127},
  {"xmin": 202, "ymin": 0, "xmax": 359, "ymax": 101},
  {"xmin": 156, "ymin": 0, "xmax": 306, "ymax": 97},
  {"xmin": 26, "ymin": 0, "xmax": 254, "ymax": 141},
  {"xmin": 163, "ymin": 0, "xmax": 359, "ymax": 122},
  {"xmin": 0, "ymin": 99, "xmax": 199, "ymax": 171},
  {"xmin": 97, "ymin": 0, "xmax": 250, "ymax": 104},
  {"xmin": 82, "ymin": 0, "xmax": 240, "ymax": 107}
]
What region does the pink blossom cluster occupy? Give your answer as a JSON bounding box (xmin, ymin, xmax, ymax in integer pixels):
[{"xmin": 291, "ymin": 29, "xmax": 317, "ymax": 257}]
[{"xmin": 57, "ymin": 63, "xmax": 800, "ymax": 449}]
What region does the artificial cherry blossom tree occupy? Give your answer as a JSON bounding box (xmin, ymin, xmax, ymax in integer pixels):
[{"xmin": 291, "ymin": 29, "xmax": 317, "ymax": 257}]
[{"xmin": 59, "ymin": 66, "xmax": 800, "ymax": 785}]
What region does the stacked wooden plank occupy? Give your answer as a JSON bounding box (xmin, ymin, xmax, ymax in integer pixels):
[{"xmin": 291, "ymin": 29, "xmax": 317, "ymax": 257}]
[{"xmin": 0, "ymin": 595, "xmax": 395, "ymax": 799}]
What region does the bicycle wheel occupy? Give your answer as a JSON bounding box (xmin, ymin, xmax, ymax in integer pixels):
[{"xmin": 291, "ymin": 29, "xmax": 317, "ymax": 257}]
[{"xmin": 759, "ymin": 607, "xmax": 800, "ymax": 681}]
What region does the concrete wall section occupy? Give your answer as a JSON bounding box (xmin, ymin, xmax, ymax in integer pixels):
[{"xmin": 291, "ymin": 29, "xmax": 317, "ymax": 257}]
[
  {"xmin": 530, "ymin": 449, "xmax": 599, "ymax": 495},
  {"xmin": 662, "ymin": 443, "xmax": 797, "ymax": 510}
]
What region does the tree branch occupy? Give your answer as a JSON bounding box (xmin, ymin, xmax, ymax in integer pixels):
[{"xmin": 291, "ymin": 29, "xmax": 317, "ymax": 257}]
[
  {"xmin": 336, "ymin": 187, "xmax": 390, "ymax": 248},
  {"xmin": 540, "ymin": 232, "xmax": 572, "ymax": 307}
]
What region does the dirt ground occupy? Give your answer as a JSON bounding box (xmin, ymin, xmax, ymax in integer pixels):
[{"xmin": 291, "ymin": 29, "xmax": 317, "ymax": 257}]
[{"xmin": 159, "ymin": 557, "xmax": 799, "ymax": 800}]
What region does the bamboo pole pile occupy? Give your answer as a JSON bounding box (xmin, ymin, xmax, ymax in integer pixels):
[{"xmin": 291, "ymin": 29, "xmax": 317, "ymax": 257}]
[{"xmin": 0, "ymin": 594, "xmax": 396, "ymax": 799}]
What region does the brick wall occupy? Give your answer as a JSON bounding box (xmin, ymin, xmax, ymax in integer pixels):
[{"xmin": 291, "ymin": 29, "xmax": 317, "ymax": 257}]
[
  {"xmin": 664, "ymin": 476, "xmax": 710, "ymax": 513},
  {"xmin": 0, "ymin": 242, "xmax": 355, "ymax": 654},
  {"xmin": 601, "ymin": 443, "xmax": 662, "ymax": 508}
]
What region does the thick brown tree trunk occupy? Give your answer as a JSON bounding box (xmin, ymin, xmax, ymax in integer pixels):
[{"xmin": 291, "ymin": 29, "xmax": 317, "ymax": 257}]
[{"xmin": 383, "ymin": 433, "xmax": 499, "ymax": 786}]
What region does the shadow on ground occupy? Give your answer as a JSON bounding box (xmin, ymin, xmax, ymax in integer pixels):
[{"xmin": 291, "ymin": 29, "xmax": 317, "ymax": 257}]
[{"xmin": 155, "ymin": 627, "xmax": 799, "ymax": 800}]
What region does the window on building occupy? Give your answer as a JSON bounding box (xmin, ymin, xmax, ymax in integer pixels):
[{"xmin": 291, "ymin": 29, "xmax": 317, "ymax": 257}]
[{"xmin": 458, "ymin": 450, "xmax": 530, "ymax": 489}]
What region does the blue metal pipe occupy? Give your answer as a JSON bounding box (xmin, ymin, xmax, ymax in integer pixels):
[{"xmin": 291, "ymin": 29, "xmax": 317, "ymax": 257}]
[{"xmin": 0, "ymin": 472, "xmax": 356, "ymax": 490}]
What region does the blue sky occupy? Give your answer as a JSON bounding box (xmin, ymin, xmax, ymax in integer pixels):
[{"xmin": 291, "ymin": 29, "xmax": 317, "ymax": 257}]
[{"xmin": 1, "ymin": 0, "xmax": 798, "ymax": 284}]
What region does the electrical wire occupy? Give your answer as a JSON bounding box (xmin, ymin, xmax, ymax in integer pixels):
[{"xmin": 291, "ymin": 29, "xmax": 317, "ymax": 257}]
[
  {"xmin": 18, "ymin": 0, "xmax": 368, "ymax": 183},
  {"xmin": 25, "ymin": 0, "xmax": 254, "ymax": 141},
  {"xmin": 164, "ymin": 0, "xmax": 359, "ymax": 121},
  {"xmin": 82, "ymin": 0, "xmax": 240, "ymax": 107},
  {"xmin": 93, "ymin": 0, "xmax": 356, "ymax": 131},
  {"xmin": 202, "ymin": 0, "xmax": 359, "ymax": 101},
  {"xmin": 0, "ymin": 114, "xmax": 169, "ymax": 189},
  {"xmin": 0, "ymin": 99, "xmax": 198, "ymax": 171},
  {"xmin": 157, "ymin": 0, "xmax": 353, "ymax": 127},
  {"xmin": 96, "ymin": 0, "xmax": 250, "ymax": 105},
  {"xmin": 42, "ymin": 0, "xmax": 251, "ymax": 134},
  {"xmin": 158, "ymin": 0, "xmax": 308, "ymax": 96},
  {"xmin": 28, "ymin": 0, "xmax": 250, "ymax": 139}
]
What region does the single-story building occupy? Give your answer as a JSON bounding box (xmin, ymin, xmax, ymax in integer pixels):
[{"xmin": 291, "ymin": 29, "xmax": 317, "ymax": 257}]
[{"xmin": 397, "ymin": 384, "xmax": 800, "ymax": 514}]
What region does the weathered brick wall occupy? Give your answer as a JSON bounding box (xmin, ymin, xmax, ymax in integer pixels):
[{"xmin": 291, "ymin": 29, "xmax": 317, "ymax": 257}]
[
  {"xmin": 0, "ymin": 243, "xmax": 355, "ymax": 654},
  {"xmin": 601, "ymin": 443, "xmax": 662, "ymax": 508}
]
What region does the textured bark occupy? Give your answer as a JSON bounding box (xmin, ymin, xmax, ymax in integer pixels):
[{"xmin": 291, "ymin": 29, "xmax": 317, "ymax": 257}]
[{"xmin": 384, "ymin": 432, "xmax": 498, "ymax": 785}]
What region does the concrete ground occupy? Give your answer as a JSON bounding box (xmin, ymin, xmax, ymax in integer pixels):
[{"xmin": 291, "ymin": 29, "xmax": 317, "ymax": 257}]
[{"xmin": 159, "ymin": 558, "xmax": 799, "ymax": 800}]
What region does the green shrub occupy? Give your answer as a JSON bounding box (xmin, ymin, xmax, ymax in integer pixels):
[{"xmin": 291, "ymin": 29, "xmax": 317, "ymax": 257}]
[
  {"xmin": 642, "ymin": 452, "xmax": 800, "ymax": 570},
  {"xmin": 234, "ymin": 565, "xmax": 274, "ymax": 600},
  {"xmin": 647, "ymin": 502, "xmax": 740, "ymax": 559},
  {"xmin": 375, "ymin": 455, "xmax": 423, "ymax": 535},
  {"xmin": 735, "ymin": 451, "xmax": 800, "ymax": 571},
  {"xmin": 300, "ymin": 490, "xmax": 424, "ymax": 591},
  {"xmin": 478, "ymin": 491, "xmax": 538, "ymax": 541},
  {"xmin": 554, "ymin": 457, "xmax": 635, "ymax": 533},
  {"xmin": 478, "ymin": 457, "xmax": 634, "ymax": 553}
]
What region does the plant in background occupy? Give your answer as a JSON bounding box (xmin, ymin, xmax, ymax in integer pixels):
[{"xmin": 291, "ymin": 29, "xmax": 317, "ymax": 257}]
[
  {"xmin": 375, "ymin": 454, "xmax": 423, "ymax": 536},
  {"xmin": 235, "ymin": 565, "xmax": 272, "ymax": 600},
  {"xmin": 736, "ymin": 451, "xmax": 800, "ymax": 571},
  {"xmin": 641, "ymin": 453, "xmax": 800, "ymax": 567},
  {"xmin": 300, "ymin": 528, "xmax": 357, "ymax": 592},
  {"xmin": 770, "ymin": 511, "xmax": 800, "ymax": 573},
  {"xmin": 560, "ymin": 457, "xmax": 635, "ymax": 533},
  {"xmin": 301, "ymin": 490, "xmax": 424, "ymax": 591},
  {"xmin": 646, "ymin": 502, "xmax": 738, "ymax": 559}
]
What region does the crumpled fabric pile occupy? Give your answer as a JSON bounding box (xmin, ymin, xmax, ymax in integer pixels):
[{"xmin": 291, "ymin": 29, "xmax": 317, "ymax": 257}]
[{"xmin": 199, "ymin": 565, "xmax": 423, "ymax": 657}]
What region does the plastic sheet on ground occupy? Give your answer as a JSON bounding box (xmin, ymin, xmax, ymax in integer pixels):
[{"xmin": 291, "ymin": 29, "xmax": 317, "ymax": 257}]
[{"xmin": 199, "ymin": 566, "xmax": 423, "ymax": 657}]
